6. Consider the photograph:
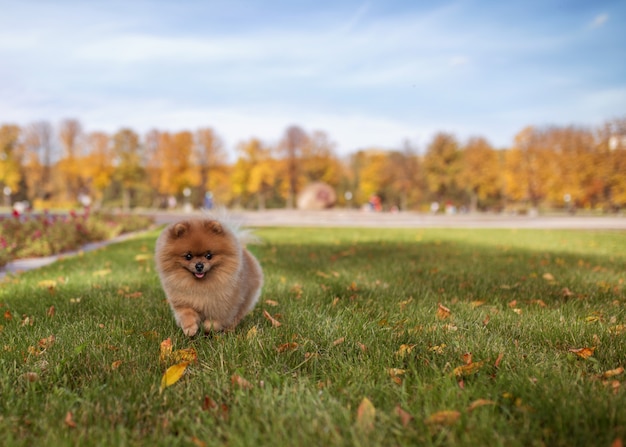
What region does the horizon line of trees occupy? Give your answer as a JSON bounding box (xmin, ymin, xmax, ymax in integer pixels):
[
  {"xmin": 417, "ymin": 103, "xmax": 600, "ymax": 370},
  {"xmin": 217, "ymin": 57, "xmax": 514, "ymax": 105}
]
[{"xmin": 0, "ymin": 117, "xmax": 625, "ymax": 213}]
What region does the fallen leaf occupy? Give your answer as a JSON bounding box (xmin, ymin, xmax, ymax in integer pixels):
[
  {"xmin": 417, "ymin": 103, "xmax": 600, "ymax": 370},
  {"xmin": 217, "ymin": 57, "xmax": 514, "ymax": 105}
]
[
  {"xmin": 21, "ymin": 372, "xmax": 40, "ymax": 382},
  {"xmin": 429, "ymin": 344, "xmax": 446, "ymax": 354},
  {"xmin": 190, "ymin": 436, "xmax": 206, "ymax": 447},
  {"xmin": 462, "ymin": 352, "xmax": 473, "ymax": 365},
  {"xmin": 470, "ymin": 300, "xmax": 485, "ymax": 308},
  {"xmin": 172, "ymin": 348, "xmax": 198, "ymax": 363},
  {"xmin": 3, "ymin": 310, "xmax": 12, "ymax": 320},
  {"xmin": 542, "ymin": 273, "xmax": 555, "ymax": 281},
  {"xmin": 276, "ymin": 342, "xmax": 299, "ymax": 353},
  {"xmin": 264, "ymin": 300, "xmax": 279, "ymax": 306},
  {"xmin": 246, "ymin": 326, "xmax": 258, "ymax": 340},
  {"xmin": 332, "ymin": 337, "xmax": 345, "ymax": 346},
  {"xmin": 562, "ymin": 287, "xmax": 575, "ymax": 297},
  {"xmin": 424, "ymin": 410, "xmax": 461, "ymax": 426},
  {"xmin": 160, "ymin": 362, "xmax": 190, "ymax": 392},
  {"xmin": 602, "ymin": 366, "xmax": 624, "ymax": 379},
  {"xmin": 92, "ymin": 269, "xmax": 112, "ymax": 277},
  {"xmin": 111, "ymin": 360, "xmax": 122, "ymax": 370},
  {"xmin": 388, "ymin": 368, "xmax": 406, "ymax": 385},
  {"xmin": 394, "ymin": 405, "xmax": 413, "ymax": 428},
  {"xmin": 467, "ymin": 399, "xmax": 496, "ymax": 412},
  {"xmin": 356, "ymin": 397, "xmax": 376, "ymax": 433},
  {"xmin": 569, "ymin": 347, "xmax": 595, "ymax": 359},
  {"xmin": 230, "ymin": 374, "xmax": 253, "ymax": 390},
  {"xmin": 494, "ymin": 352, "xmax": 504, "ymax": 368},
  {"xmin": 436, "ymin": 303, "xmax": 451, "ymax": 320},
  {"xmin": 38, "ymin": 335, "xmax": 56, "ymax": 349},
  {"xmin": 159, "ymin": 338, "xmax": 173, "ymax": 364},
  {"xmin": 396, "ymin": 344, "xmax": 416, "ymax": 357},
  {"xmin": 611, "ymin": 438, "xmax": 623, "ymax": 447},
  {"xmin": 134, "ymin": 254, "xmax": 152, "ymax": 262},
  {"xmin": 263, "ymin": 310, "xmax": 282, "ymax": 327},
  {"xmin": 64, "ymin": 411, "xmax": 77, "ymax": 428},
  {"xmin": 38, "ymin": 280, "xmax": 57, "ymax": 289},
  {"xmin": 46, "ymin": 305, "xmax": 56, "ymax": 317},
  {"xmin": 452, "ymin": 361, "xmax": 484, "ymax": 377}
]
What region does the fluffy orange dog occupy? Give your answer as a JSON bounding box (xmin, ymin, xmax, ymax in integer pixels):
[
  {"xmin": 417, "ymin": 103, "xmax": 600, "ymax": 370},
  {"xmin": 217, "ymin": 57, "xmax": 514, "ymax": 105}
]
[{"xmin": 155, "ymin": 218, "xmax": 263, "ymax": 336}]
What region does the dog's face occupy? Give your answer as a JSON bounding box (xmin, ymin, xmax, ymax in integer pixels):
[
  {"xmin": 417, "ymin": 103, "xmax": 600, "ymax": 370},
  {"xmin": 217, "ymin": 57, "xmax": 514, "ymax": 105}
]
[{"xmin": 159, "ymin": 219, "xmax": 239, "ymax": 281}]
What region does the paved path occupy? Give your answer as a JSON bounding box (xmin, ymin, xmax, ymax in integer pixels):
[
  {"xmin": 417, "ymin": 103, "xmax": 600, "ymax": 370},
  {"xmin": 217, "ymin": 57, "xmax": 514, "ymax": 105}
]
[
  {"xmin": 2, "ymin": 210, "xmax": 624, "ymax": 278},
  {"xmin": 151, "ymin": 209, "xmax": 626, "ymax": 230}
]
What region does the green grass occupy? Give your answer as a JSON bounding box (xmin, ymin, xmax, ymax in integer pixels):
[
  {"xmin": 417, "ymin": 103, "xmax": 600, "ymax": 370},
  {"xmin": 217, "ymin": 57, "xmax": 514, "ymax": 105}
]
[{"xmin": 1, "ymin": 227, "xmax": 625, "ymax": 446}]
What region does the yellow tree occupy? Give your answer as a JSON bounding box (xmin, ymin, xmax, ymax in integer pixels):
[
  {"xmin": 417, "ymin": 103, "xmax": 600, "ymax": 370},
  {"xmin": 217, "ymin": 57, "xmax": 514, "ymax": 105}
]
[
  {"xmin": 458, "ymin": 137, "xmax": 501, "ymax": 211},
  {"xmin": 0, "ymin": 124, "xmax": 23, "ymax": 205},
  {"xmin": 278, "ymin": 125, "xmax": 308, "ymax": 208},
  {"xmin": 83, "ymin": 132, "xmax": 114, "ymax": 207},
  {"xmin": 56, "ymin": 119, "xmax": 84, "ymax": 203},
  {"xmin": 194, "ymin": 127, "xmax": 228, "ymax": 207},
  {"xmin": 386, "ymin": 141, "xmax": 421, "ymax": 210},
  {"xmin": 597, "ymin": 117, "xmax": 626, "ymax": 209},
  {"xmin": 22, "ymin": 121, "xmax": 54, "ymax": 204},
  {"xmin": 301, "ymin": 130, "xmax": 341, "ymax": 187},
  {"xmin": 113, "ymin": 128, "xmax": 143, "ymax": 210},
  {"xmin": 423, "ymin": 132, "xmax": 462, "ymax": 203},
  {"xmin": 232, "ymin": 138, "xmax": 277, "ymax": 209}
]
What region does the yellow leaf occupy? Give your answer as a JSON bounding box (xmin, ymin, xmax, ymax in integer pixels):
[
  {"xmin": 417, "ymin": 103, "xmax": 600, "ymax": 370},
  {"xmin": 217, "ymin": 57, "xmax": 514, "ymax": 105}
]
[
  {"xmin": 396, "ymin": 344, "xmax": 416, "ymax": 357},
  {"xmin": 264, "ymin": 300, "xmax": 279, "ymax": 307},
  {"xmin": 467, "ymin": 399, "xmax": 496, "ymax": 411},
  {"xmin": 111, "ymin": 360, "xmax": 122, "ymax": 370},
  {"xmin": 452, "ymin": 361, "xmax": 484, "ymax": 377},
  {"xmin": 134, "ymin": 254, "xmax": 152, "ymax": 262},
  {"xmin": 436, "ymin": 303, "xmax": 451, "ymax": 320},
  {"xmin": 356, "ymin": 397, "xmax": 376, "ymax": 432},
  {"xmin": 542, "ymin": 273, "xmax": 555, "ymax": 281},
  {"xmin": 470, "ymin": 300, "xmax": 485, "ymax": 308},
  {"xmin": 246, "ymin": 326, "xmax": 258, "ymax": 340},
  {"xmin": 388, "ymin": 368, "xmax": 406, "ymax": 377},
  {"xmin": 276, "ymin": 342, "xmax": 299, "ymax": 353},
  {"xmin": 172, "ymin": 347, "xmax": 198, "ymax": 363},
  {"xmin": 160, "ymin": 361, "xmax": 189, "ymax": 392},
  {"xmin": 602, "ymin": 366, "xmax": 624, "ymax": 379},
  {"xmin": 424, "ymin": 410, "xmax": 461, "ymax": 426},
  {"xmin": 93, "ymin": 269, "xmax": 112, "ymax": 277},
  {"xmin": 332, "ymin": 337, "xmax": 345, "ymax": 346},
  {"xmin": 429, "ymin": 344, "xmax": 447, "ymax": 354},
  {"xmin": 38, "ymin": 280, "xmax": 57, "ymax": 289},
  {"xmin": 569, "ymin": 346, "xmax": 595, "ymax": 359}
]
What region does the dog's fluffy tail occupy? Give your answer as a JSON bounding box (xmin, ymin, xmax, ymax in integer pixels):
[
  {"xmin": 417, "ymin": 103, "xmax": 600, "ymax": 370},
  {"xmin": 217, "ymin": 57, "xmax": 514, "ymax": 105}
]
[{"xmin": 202, "ymin": 208, "xmax": 261, "ymax": 246}]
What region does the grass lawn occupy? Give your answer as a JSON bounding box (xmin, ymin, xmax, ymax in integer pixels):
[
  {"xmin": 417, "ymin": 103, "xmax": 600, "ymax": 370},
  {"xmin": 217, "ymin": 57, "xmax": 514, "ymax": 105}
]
[{"xmin": 1, "ymin": 226, "xmax": 625, "ymax": 446}]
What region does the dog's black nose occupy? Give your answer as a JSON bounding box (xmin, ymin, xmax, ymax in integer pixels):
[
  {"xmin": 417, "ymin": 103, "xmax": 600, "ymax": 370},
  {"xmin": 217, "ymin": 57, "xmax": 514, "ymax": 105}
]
[{"xmin": 195, "ymin": 262, "xmax": 204, "ymax": 272}]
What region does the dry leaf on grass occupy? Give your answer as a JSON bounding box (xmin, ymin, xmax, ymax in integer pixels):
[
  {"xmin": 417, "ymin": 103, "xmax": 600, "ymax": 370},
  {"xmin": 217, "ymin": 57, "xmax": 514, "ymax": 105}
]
[
  {"xmin": 467, "ymin": 399, "xmax": 496, "ymax": 411},
  {"xmin": 263, "ymin": 310, "xmax": 282, "ymax": 327},
  {"xmin": 230, "ymin": 374, "xmax": 253, "ymax": 390},
  {"xmin": 569, "ymin": 346, "xmax": 595, "ymax": 359},
  {"xmin": 452, "ymin": 361, "xmax": 484, "ymax": 377},
  {"xmin": 160, "ymin": 362, "xmax": 190, "ymax": 392},
  {"xmin": 424, "ymin": 410, "xmax": 461, "ymax": 426},
  {"xmin": 356, "ymin": 397, "xmax": 376, "ymax": 433},
  {"xmin": 436, "ymin": 303, "xmax": 451, "ymax": 320},
  {"xmin": 394, "ymin": 405, "xmax": 413, "ymax": 428}
]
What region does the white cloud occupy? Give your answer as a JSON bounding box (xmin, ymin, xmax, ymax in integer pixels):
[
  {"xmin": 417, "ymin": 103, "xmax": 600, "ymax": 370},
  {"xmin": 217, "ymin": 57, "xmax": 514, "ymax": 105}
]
[{"xmin": 590, "ymin": 13, "xmax": 609, "ymax": 29}]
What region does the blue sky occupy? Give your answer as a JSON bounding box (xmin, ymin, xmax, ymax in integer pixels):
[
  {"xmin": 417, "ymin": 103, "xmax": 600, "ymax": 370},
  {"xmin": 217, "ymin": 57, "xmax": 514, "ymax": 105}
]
[{"xmin": 1, "ymin": 0, "xmax": 624, "ymax": 157}]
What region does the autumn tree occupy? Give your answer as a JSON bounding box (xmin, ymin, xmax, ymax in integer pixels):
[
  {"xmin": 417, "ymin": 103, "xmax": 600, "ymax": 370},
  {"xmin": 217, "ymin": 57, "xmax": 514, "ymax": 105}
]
[
  {"xmin": 279, "ymin": 125, "xmax": 308, "ymax": 208},
  {"xmin": 458, "ymin": 137, "xmax": 501, "ymax": 211},
  {"xmin": 113, "ymin": 128, "xmax": 144, "ymax": 209},
  {"xmin": 22, "ymin": 121, "xmax": 54, "ymax": 203},
  {"xmin": 56, "ymin": 119, "xmax": 85, "ymax": 203},
  {"xmin": 386, "ymin": 141, "xmax": 421, "ymax": 210},
  {"xmin": 598, "ymin": 117, "xmax": 626, "ymax": 209},
  {"xmin": 231, "ymin": 138, "xmax": 279, "ymax": 209},
  {"xmin": 0, "ymin": 124, "xmax": 23, "ymax": 205},
  {"xmin": 194, "ymin": 127, "xmax": 229, "ymax": 207},
  {"xmin": 83, "ymin": 132, "xmax": 114, "ymax": 207},
  {"xmin": 300, "ymin": 130, "xmax": 341, "ymax": 187},
  {"xmin": 423, "ymin": 132, "xmax": 462, "ymax": 204}
]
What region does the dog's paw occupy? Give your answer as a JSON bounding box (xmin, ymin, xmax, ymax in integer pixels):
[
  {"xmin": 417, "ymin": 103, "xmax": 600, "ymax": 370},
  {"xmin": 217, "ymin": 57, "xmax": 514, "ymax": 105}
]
[
  {"xmin": 203, "ymin": 320, "xmax": 224, "ymax": 332},
  {"xmin": 182, "ymin": 323, "xmax": 199, "ymax": 337}
]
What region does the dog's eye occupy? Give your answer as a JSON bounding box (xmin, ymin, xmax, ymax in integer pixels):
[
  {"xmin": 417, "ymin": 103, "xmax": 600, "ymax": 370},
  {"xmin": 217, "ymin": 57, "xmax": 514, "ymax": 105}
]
[
  {"xmin": 184, "ymin": 253, "xmax": 193, "ymax": 261},
  {"xmin": 205, "ymin": 252, "xmax": 213, "ymax": 260}
]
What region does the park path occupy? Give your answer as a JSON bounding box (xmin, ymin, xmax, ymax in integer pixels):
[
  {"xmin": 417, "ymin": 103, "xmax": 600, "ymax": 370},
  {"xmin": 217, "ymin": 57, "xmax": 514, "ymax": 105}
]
[{"xmin": 2, "ymin": 210, "xmax": 625, "ymax": 278}]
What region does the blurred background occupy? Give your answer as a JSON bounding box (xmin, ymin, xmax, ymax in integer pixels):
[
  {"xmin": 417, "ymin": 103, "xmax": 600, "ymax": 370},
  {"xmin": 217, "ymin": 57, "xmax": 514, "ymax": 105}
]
[{"xmin": 0, "ymin": 0, "xmax": 624, "ymax": 213}]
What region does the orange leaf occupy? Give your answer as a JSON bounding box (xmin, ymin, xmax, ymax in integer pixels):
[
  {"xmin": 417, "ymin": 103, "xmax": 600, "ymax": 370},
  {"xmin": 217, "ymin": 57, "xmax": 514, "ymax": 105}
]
[
  {"xmin": 569, "ymin": 347, "xmax": 595, "ymax": 359},
  {"xmin": 467, "ymin": 399, "xmax": 496, "ymax": 411},
  {"xmin": 332, "ymin": 337, "xmax": 345, "ymax": 346},
  {"xmin": 276, "ymin": 342, "xmax": 299, "ymax": 353},
  {"xmin": 46, "ymin": 305, "xmax": 56, "ymax": 317},
  {"xmin": 64, "ymin": 411, "xmax": 77, "ymax": 428},
  {"xmin": 462, "ymin": 352, "xmax": 472, "ymax": 365},
  {"xmin": 264, "ymin": 299, "xmax": 279, "ymax": 306},
  {"xmin": 452, "ymin": 361, "xmax": 484, "ymax": 377},
  {"xmin": 394, "ymin": 405, "xmax": 413, "ymax": 428},
  {"xmin": 356, "ymin": 397, "xmax": 376, "ymax": 432},
  {"xmin": 3, "ymin": 310, "xmax": 12, "ymax": 320},
  {"xmin": 160, "ymin": 362, "xmax": 189, "ymax": 392},
  {"xmin": 494, "ymin": 352, "xmax": 504, "ymax": 368},
  {"xmin": 230, "ymin": 374, "xmax": 253, "ymax": 390},
  {"xmin": 111, "ymin": 360, "xmax": 123, "ymax": 370},
  {"xmin": 424, "ymin": 410, "xmax": 461, "ymax": 426},
  {"xmin": 602, "ymin": 366, "xmax": 624, "ymax": 379},
  {"xmin": 159, "ymin": 338, "xmax": 173, "ymax": 364},
  {"xmin": 172, "ymin": 347, "xmax": 198, "ymax": 363},
  {"xmin": 542, "ymin": 273, "xmax": 555, "ymax": 281},
  {"xmin": 436, "ymin": 303, "xmax": 451, "ymax": 320},
  {"xmin": 263, "ymin": 310, "xmax": 282, "ymax": 327}
]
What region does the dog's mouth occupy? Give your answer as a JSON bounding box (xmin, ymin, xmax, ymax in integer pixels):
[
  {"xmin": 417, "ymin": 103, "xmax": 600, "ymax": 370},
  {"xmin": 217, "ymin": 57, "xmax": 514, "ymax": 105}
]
[{"xmin": 194, "ymin": 272, "xmax": 206, "ymax": 279}]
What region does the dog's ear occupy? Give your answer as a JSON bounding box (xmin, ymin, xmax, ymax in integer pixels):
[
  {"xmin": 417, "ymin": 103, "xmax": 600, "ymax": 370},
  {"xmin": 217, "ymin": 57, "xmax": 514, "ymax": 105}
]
[
  {"xmin": 202, "ymin": 219, "xmax": 223, "ymax": 234},
  {"xmin": 170, "ymin": 221, "xmax": 190, "ymax": 238}
]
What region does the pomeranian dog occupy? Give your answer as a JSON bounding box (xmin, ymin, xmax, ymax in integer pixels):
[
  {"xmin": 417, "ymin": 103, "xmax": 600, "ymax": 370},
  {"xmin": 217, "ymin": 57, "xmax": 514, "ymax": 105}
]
[{"xmin": 155, "ymin": 218, "xmax": 263, "ymax": 336}]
